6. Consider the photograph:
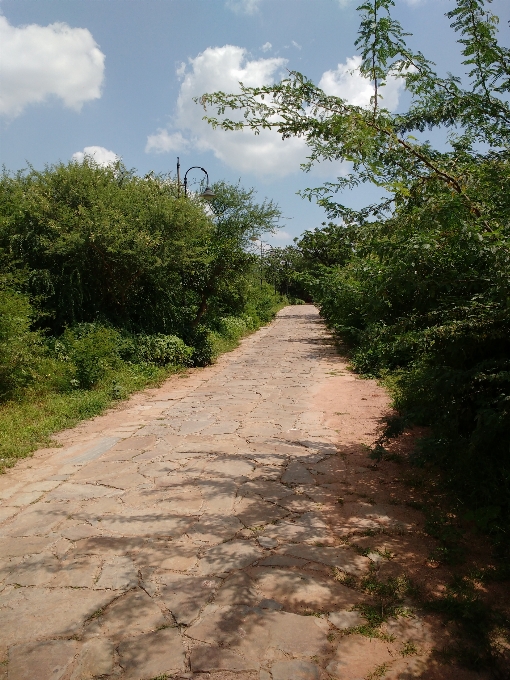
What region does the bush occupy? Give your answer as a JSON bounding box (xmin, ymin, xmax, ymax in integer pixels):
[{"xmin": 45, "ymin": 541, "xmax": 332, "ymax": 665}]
[
  {"xmin": 217, "ymin": 316, "xmax": 248, "ymax": 340},
  {"xmin": 57, "ymin": 324, "xmax": 123, "ymax": 389},
  {"xmin": 134, "ymin": 334, "xmax": 193, "ymax": 366},
  {"xmin": 0, "ymin": 289, "xmax": 44, "ymax": 399},
  {"xmin": 185, "ymin": 325, "xmax": 215, "ymax": 367},
  {"xmin": 243, "ymin": 282, "xmax": 285, "ymax": 324}
]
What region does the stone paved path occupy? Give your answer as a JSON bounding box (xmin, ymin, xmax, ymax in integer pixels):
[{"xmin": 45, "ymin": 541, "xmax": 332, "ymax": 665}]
[{"xmin": 0, "ymin": 307, "xmax": 477, "ymax": 680}]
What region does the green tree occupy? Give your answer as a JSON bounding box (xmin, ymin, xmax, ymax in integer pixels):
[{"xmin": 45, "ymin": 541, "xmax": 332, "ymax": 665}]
[
  {"xmin": 0, "ymin": 160, "xmax": 212, "ymax": 336},
  {"xmin": 191, "ymin": 180, "xmax": 281, "ymax": 326}
]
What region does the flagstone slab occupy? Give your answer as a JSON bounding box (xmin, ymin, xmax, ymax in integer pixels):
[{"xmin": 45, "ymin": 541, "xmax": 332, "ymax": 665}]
[
  {"xmin": 138, "ymin": 460, "xmax": 180, "ymax": 478},
  {"xmin": 8, "ymin": 639, "xmax": 79, "ymax": 680},
  {"xmin": 95, "ymin": 555, "xmax": 139, "ymax": 590},
  {"xmin": 239, "ymin": 481, "xmax": 294, "ymax": 502},
  {"xmin": 186, "ymin": 604, "xmax": 271, "ymax": 659},
  {"xmin": 202, "ymin": 421, "xmax": 240, "ymax": 435},
  {"xmin": 197, "ymin": 540, "xmax": 263, "ymax": 575},
  {"xmin": 72, "ymin": 536, "xmax": 146, "ymax": 556},
  {"xmin": 119, "ymin": 488, "xmax": 167, "ymax": 509},
  {"xmin": 187, "ymin": 605, "xmax": 327, "ymax": 659},
  {"xmin": 196, "ymin": 480, "xmax": 238, "ymax": 514},
  {"xmin": 95, "ymin": 511, "xmax": 196, "ymax": 537},
  {"xmin": 276, "ymin": 494, "xmax": 318, "ymax": 513},
  {"xmin": 108, "ymin": 436, "xmax": 157, "ymax": 452},
  {"xmin": 0, "ymin": 483, "xmax": 22, "ymax": 500},
  {"xmin": 213, "ymin": 571, "xmax": 260, "ymax": 607},
  {"xmin": 132, "ymin": 538, "xmax": 198, "ymax": 571},
  {"xmin": 118, "ymin": 627, "xmax": 185, "ymax": 679},
  {"xmin": 3, "ymin": 491, "xmax": 44, "ymax": 507},
  {"xmin": 153, "ymin": 487, "xmax": 204, "ymax": 514},
  {"xmin": 46, "ymin": 483, "xmax": 122, "ymax": 501},
  {"xmin": 259, "ymin": 512, "xmax": 334, "ymax": 546},
  {"xmin": 189, "ymin": 515, "xmax": 242, "ymax": 545},
  {"xmin": 60, "ymin": 523, "xmax": 101, "ymax": 542},
  {"xmin": 6, "ymin": 553, "xmax": 60, "ymax": 586},
  {"xmin": 191, "ymin": 646, "xmax": 260, "ymax": 672},
  {"xmin": 78, "ymin": 465, "xmax": 147, "ymax": 488},
  {"xmin": 257, "ymin": 554, "xmax": 309, "ymax": 568},
  {"xmin": 248, "ymin": 567, "xmax": 364, "ymax": 613},
  {"xmin": 325, "ymin": 635, "xmax": 394, "ymax": 679},
  {"xmin": 85, "ymin": 588, "xmax": 166, "ymax": 640},
  {"xmin": 278, "ymin": 544, "xmax": 370, "ymax": 576},
  {"xmin": 248, "ymin": 453, "xmax": 288, "ymax": 466},
  {"xmin": 71, "ymin": 460, "xmax": 134, "ymax": 482},
  {"xmin": 158, "ymin": 573, "xmax": 221, "ymax": 624},
  {"xmin": 55, "ymin": 556, "xmax": 102, "ymax": 588},
  {"xmin": 65, "ymin": 437, "xmax": 121, "ymax": 465},
  {"xmin": 2, "ymin": 502, "xmax": 72, "ymax": 537},
  {"xmin": 1, "ymin": 536, "xmax": 53, "ymax": 557},
  {"xmin": 70, "ymin": 638, "xmax": 114, "ymax": 680},
  {"xmin": 0, "ymin": 507, "xmax": 18, "ymax": 524},
  {"xmin": 281, "ymin": 462, "xmax": 316, "ymax": 486},
  {"xmin": 0, "ymin": 588, "xmax": 115, "ymax": 648},
  {"xmin": 205, "ymin": 457, "xmax": 255, "ymax": 479},
  {"xmin": 73, "ymin": 495, "xmax": 124, "ymax": 518},
  {"xmin": 270, "ymin": 660, "xmax": 321, "ymax": 680},
  {"xmin": 234, "ymin": 497, "xmax": 288, "ymax": 528},
  {"xmin": 328, "ymin": 610, "xmax": 365, "ymax": 630}
]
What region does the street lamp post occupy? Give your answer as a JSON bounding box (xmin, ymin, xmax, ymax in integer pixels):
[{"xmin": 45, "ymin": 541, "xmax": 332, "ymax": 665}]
[
  {"xmin": 250, "ymin": 237, "xmax": 271, "ymax": 289},
  {"xmin": 177, "ymin": 158, "xmax": 215, "ymax": 201}
]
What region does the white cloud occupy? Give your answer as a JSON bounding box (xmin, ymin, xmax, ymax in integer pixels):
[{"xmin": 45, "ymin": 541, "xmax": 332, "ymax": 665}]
[
  {"xmin": 0, "ymin": 16, "xmax": 104, "ymax": 118},
  {"xmin": 291, "ymin": 40, "xmax": 302, "ymax": 50},
  {"xmin": 261, "ymin": 42, "xmax": 272, "ymax": 52},
  {"xmin": 146, "ymin": 45, "xmax": 309, "ymax": 177},
  {"xmin": 72, "ymin": 146, "xmax": 119, "ymax": 167},
  {"xmin": 145, "ymin": 130, "xmax": 190, "ymax": 154},
  {"xmin": 319, "ymin": 55, "xmax": 404, "ymax": 111},
  {"xmin": 225, "ymin": 0, "xmax": 261, "ymax": 15},
  {"xmin": 145, "ymin": 47, "xmax": 405, "ymax": 178}
]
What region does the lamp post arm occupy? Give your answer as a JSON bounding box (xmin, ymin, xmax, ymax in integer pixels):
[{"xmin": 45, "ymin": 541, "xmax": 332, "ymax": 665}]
[{"xmin": 183, "ymin": 166, "xmax": 210, "ymax": 197}]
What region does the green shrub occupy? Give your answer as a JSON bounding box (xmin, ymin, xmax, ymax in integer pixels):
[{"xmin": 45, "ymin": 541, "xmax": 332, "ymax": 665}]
[
  {"xmin": 134, "ymin": 334, "xmax": 193, "ymax": 366},
  {"xmin": 185, "ymin": 325, "xmax": 215, "ymax": 367},
  {"xmin": 0, "ymin": 289, "xmax": 44, "ymax": 399},
  {"xmin": 57, "ymin": 324, "xmax": 122, "ymax": 389},
  {"xmin": 217, "ymin": 316, "xmax": 248, "ymax": 340},
  {"xmin": 243, "ymin": 282, "xmax": 285, "ymax": 324}
]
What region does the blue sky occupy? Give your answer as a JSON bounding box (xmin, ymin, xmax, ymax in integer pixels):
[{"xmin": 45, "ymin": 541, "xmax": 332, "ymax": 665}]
[{"xmin": 1, "ymin": 0, "xmax": 509, "ymax": 244}]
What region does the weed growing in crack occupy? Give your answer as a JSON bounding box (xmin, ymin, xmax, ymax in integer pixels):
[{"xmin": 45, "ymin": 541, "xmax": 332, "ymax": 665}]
[
  {"xmin": 366, "ymin": 662, "xmax": 391, "ymax": 679},
  {"xmin": 401, "ymin": 641, "xmax": 419, "ymax": 656}
]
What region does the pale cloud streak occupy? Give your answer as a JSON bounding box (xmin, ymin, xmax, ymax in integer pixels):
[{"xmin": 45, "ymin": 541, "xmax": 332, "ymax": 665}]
[
  {"xmin": 145, "ymin": 130, "xmax": 190, "ymax": 154},
  {"xmin": 225, "ymin": 0, "xmax": 261, "ymax": 15},
  {"xmin": 0, "ymin": 16, "xmax": 104, "ymax": 118}
]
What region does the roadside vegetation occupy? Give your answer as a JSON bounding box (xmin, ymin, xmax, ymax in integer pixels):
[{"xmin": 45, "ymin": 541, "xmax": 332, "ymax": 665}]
[
  {"xmin": 0, "ymin": 161, "xmax": 285, "ymax": 468},
  {"xmin": 201, "ymin": 0, "xmax": 510, "ymax": 543}
]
